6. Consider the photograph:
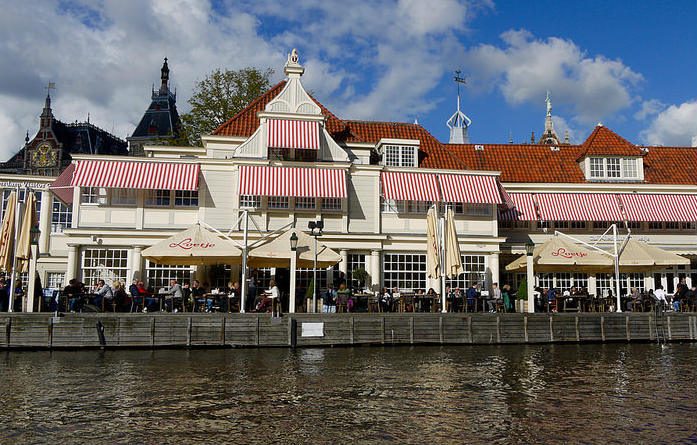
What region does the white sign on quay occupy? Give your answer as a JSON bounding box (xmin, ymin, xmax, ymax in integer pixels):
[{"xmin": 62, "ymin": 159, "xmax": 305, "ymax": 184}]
[{"xmin": 301, "ymin": 322, "xmax": 324, "ymax": 337}]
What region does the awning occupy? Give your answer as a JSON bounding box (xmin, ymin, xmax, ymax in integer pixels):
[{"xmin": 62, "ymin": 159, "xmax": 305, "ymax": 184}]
[
  {"xmin": 438, "ymin": 174, "xmax": 502, "ymax": 204},
  {"xmin": 381, "ymin": 171, "xmax": 440, "ymax": 202},
  {"xmin": 498, "ymin": 193, "xmax": 538, "ymax": 221},
  {"xmin": 268, "ymin": 119, "xmax": 320, "ymax": 150},
  {"xmin": 239, "ymin": 165, "xmax": 346, "ymax": 198},
  {"xmin": 617, "ymin": 194, "xmax": 697, "ymax": 222},
  {"xmin": 536, "ymin": 193, "xmax": 623, "ymax": 221},
  {"xmin": 71, "ymin": 160, "xmax": 199, "ymax": 191},
  {"xmin": 49, "ymin": 163, "xmax": 76, "ymax": 204}
]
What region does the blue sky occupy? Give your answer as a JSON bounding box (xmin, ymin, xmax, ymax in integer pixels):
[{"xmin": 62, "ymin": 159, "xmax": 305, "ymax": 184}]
[{"xmin": 0, "ymin": 0, "xmax": 695, "ymax": 160}]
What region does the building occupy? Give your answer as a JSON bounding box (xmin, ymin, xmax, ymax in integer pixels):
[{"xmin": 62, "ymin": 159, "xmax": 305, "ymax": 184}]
[
  {"xmin": 3, "ymin": 48, "xmax": 697, "ymax": 310},
  {"xmin": 127, "ymin": 58, "xmax": 182, "ymax": 156}
]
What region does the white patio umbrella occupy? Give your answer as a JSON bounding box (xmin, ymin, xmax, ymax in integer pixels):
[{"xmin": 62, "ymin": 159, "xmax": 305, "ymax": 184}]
[
  {"xmin": 248, "ymin": 229, "xmax": 341, "ymax": 268},
  {"xmin": 142, "ymin": 223, "xmax": 242, "ymax": 265}
]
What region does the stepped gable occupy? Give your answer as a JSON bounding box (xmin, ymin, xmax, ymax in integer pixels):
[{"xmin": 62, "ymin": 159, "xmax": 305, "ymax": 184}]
[
  {"xmin": 642, "ymin": 146, "xmax": 697, "ymax": 185},
  {"xmin": 578, "ymin": 124, "xmax": 643, "ymax": 158},
  {"xmin": 447, "ymin": 143, "xmax": 586, "ymax": 183}
]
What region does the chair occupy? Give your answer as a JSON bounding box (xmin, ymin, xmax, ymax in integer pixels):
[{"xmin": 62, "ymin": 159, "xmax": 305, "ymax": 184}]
[
  {"xmin": 130, "ymin": 294, "xmax": 144, "ymax": 313},
  {"xmin": 101, "ymin": 297, "xmax": 118, "ymax": 312}
]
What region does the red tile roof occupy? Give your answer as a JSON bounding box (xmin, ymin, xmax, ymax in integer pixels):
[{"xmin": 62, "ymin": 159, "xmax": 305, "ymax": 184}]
[
  {"xmin": 578, "ymin": 124, "xmax": 643, "ymax": 158},
  {"xmin": 212, "ymin": 80, "xmax": 697, "ymax": 185}
]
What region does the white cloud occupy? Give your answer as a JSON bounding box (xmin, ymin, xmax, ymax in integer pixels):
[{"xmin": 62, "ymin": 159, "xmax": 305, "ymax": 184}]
[
  {"xmin": 464, "ymin": 29, "xmax": 643, "ymax": 124},
  {"xmin": 640, "ymin": 100, "xmax": 697, "ymax": 146},
  {"xmin": 634, "ymin": 98, "xmax": 665, "ymax": 120},
  {"xmin": 550, "ymin": 116, "xmax": 579, "ymax": 144}
]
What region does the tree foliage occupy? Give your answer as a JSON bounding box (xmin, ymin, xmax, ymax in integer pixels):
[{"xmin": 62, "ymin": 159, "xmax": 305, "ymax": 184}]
[{"xmin": 180, "ymin": 67, "xmax": 274, "ymax": 146}]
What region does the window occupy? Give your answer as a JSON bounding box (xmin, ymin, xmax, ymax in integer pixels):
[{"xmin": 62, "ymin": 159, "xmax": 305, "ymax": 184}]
[
  {"xmin": 465, "ymin": 204, "xmax": 491, "ymax": 216},
  {"xmin": 296, "ymin": 197, "xmax": 316, "ymax": 210},
  {"xmin": 296, "ymin": 266, "xmax": 338, "ymax": 295},
  {"xmin": 81, "ymin": 248, "xmax": 128, "ymax": 286},
  {"xmin": 590, "ymin": 158, "xmax": 604, "ymax": 178},
  {"xmin": 252, "ymin": 268, "xmax": 273, "ymax": 290},
  {"xmin": 625, "ymin": 221, "xmax": 642, "ymax": 230},
  {"xmin": 240, "ymin": 195, "xmax": 261, "ymax": 209},
  {"xmin": 596, "ymin": 273, "xmax": 614, "ymax": 297},
  {"xmin": 538, "ymin": 273, "xmax": 554, "ymax": 290},
  {"xmin": 268, "ymin": 196, "xmax": 289, "ymax": 209},
  {"xmin": 382, "ymin": 199, "xmax": 432, "ymax": 214},
  {"xmin": 628, "ymin": 273, "xmax": 645, "ymax": 292},
  {"xmin": 556, "ymin": 273, "xmax": 572, "ymax": 290},
  {"xmin": 588, "ymin": 157, "xmax": 640, "ymax": 180},
  {"xmin": 446, "ymin": 255, "xmax": 486, "ymax": 290},
  {"xmin": 648, "ymin": 221, "xmax": 663, "ymax": 230},
  {"xmin": 553, "ymin": 220, "xmax": 569, "ymax": 229},
  {"xmin": 210, "ymin": 264, "xmax": 232, "ymax": 290},
  {"xmin": 383, "ymin": 144, "xmax": 417, "ymax": 167},
  {"xmin": 442, "ymin": 202, "xmax": 465, "ymax": 214},
  {"xmin": 110, "ymin": 189, "xmax": 136, "ymax": 206},
  {"xmin": 573, "ymin": 273, "xmax": 588, "ymax": 290},
  {"xmin": 145, "ymin": 189, "xmax": 171, "ymax": 207},
  {"xmin": 570, "ymin": 221, "xmax": 587, "ymax": 230},
  {"xmin": 664, "ymin": 222, "xmax": 680, "ymax": 230},
  {"xmin": 46, "ymin": 272, "xmax": 65, "ymax": 289},
  {"xmin": 145, "ymin": 260, "xmax": 193, "ymax": 290},
  {"xmin": 383, "ymin": 253, "xmax": 427, "ymax": 292},
  {"xmin": 321, "ymin": 198, "xmax": 342, "ymax": 211},
  {"xmin": 81, "ymin": 187, "xmax": 106, "ymax": 204},
  {"xmin": 606, "ymin": 158, "xmax": 621, "ymax": 178},
  {"xmin": 174, "ymin": 190, "xmax": 198, "ymax": 207},
  {"xmin": 347, "ymin": 254, "xmax": 367, "ymax": 290},
  {"xmin": 51, "ymin": 200, "xmax": 72, "ymax": 233}
]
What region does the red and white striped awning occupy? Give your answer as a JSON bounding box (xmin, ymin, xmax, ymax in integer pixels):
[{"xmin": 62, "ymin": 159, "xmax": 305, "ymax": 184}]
[
  {"xmin": 439, "ymin": 174, "xmax": 502, "ymax": 204},
  {"xmin": 617, "ymin": 194, "xmax": 697, "ymax": 222},
  {"xmin": 536, "ymin": 193, "xmax": 623, "ymax": 221},
  {"xmin": 49, "ymin": 163, "xmax": 76, "ymax": 204},
  {"xmin": 381, "ymin": 172, "xmax": 440, "ymax": 202},
  {"xmin": 71, "ymin": 160, "xmax": 199, "ymax": 191},
  {"xmin": 498, "ymin": 193, "xmax": 538, "ymax": 221},
  {"xmin": 267, "ymin": 119, "xmax": 320, "ymax": 150},
  {"xmin": 238, "ymin": 165, "xmax": 346, "ymax": 198}
]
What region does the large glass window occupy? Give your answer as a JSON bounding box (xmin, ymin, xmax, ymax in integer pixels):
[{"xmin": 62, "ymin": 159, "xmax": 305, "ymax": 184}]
[
  {"xmin": 268, "ymin": 196, "xmax": 289, "ymax": 209},
  {"xmin": 174, "ymin": 190, "xmax": 198, "ymax": 207},
  {"xmin": 321, "ymin": 198, "xmax": 342, "ymax": 211},
  {"xmin": 240, "ymin": 195, "xmax": 261, "ymax": 209},
  {"xmin": 110, "ymin": 189, "xmax": 136, "ymax": 206},
  {"xmin": 46, "ymin": 272, "xmax": 65, "ymax": 289},
  {"xmin": 606, "ymin": 158, "xmax": 621, "ymax": 178},
  {"xmin": 81, "ymin": 248, "xmax": 128, "ymax": 287},
  {"xmin": 295, "ymin": 197, "xmax": 316, "ymax": 210},
  {"xmin": 145, "ymin": 189, "xmax": 171, "ymax": 207},
  {"xmin": 628, "ymin": 273, "xmax": 645, "ymax": 292},
  {"xmin": 383, "ymin": 145, "xmax": 417, "ymax": 167},
  {"xmin": 590, "ymin": 158, "xmax": 604, "ymax": 178},
  {"xmin": 588, "ymin": 157, "xmax": 639, "ymax": 180},
  {"xmin": 81, "ymin": 187, "xmax": 106, "ymax": 204},
  {"xmin": 347, "ymin": 253, "xmax": 367, "ymax": 290},
  {"xmin": 622, "ymin": 158, "xmax": 638, "ymax": 178},
  {"xmin": 383, "ymin": 253, "xmax": 427, "ymax": 292},
  {"xmin": 145, "ymin": 260, "xmax": 193, "ymax": 290},
  {"xmin": 446, "ymin": 255, "xmax": 486, "ymax": 290},
  {"xmin": 51, "ymin": 200, "xmax": 72, "ymax": 233}
]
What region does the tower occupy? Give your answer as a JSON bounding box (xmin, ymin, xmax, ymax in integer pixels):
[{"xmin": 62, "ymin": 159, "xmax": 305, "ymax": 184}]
[
  {"xmin": 446, "ymin": 71, "xmax": 472, "ymax": 144},
  {"xmin": 540, "ymin": 90, "xmax": 560, "ymax": 145}
]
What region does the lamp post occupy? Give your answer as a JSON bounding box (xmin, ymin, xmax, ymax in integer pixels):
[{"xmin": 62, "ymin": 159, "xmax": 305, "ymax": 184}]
[
  {"xmin": 26, "ymin": 224, "xmax": 40, "ymax": 312},
  {"xmin": 308, "ymin": 220, "xmax": 323, "ymax": 313},
  {"xmin": 289, "ymin": 232, "xmax": 298, "ymax": 314},
  {"xmin": 525, "ymin": 241, "xmax": 535, "ymax": 313}
]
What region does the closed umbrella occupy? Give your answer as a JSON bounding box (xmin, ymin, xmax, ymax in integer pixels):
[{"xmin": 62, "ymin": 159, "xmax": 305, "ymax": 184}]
[
  {"xmin": 444, "ymin": 208, "xmax": 462, "ymax": 278},
  {"xmin": 426, "ymin": 206, "xmax": 440, "ymax": 278},
  {"xmin": 16, "ymin": 191, "xmax": 37, "ymax": 273},
  {"xmin": 0, "ymin": 191, "xmax": 17, "ymax": 272}
]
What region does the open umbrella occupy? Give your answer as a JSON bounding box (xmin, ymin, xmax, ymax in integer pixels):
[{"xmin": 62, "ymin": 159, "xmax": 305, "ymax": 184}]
[
  {"xmin": 0, "ymin": 191, "xmax": 17, "ymax": 272},
  {"xmin": 617, "ymin": 239, "xmax": 689, "ymax": 269},
  {"xmin": 506, "ymin": 235, "xmax": 613, "ymax": 272},
  {"xmin": 248, "ymin": 229, "xmax": 341, "ymax": 268},
  {"xmin": 142, "ymin": 223, "xmax": 242, "ymax": 265}
]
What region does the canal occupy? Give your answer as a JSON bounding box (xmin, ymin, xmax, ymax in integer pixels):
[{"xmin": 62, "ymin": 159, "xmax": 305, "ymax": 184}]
[{"xmin": 2, "ymin": 343, "xmax": 696, "ymax": 444}]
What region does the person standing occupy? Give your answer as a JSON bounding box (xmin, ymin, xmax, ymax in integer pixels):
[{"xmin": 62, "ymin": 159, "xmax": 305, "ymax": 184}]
[
  {"xmin": 654, "ymin": 285, "xmax": 668, "ymax": 311},
  {"xmin": 490, "ymin": 283, "xmax": 502, "ymax": 312},
  {"xmin": 322, "ymin": 284, "xmax": 337, "ymax": 313}
]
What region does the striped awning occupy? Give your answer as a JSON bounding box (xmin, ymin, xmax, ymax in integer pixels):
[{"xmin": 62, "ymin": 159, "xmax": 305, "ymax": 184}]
[
  {"xmin": 536, "ymin": 193, "xmax": 623, "ymax": 221},
  {"xmin": 268, "ymin": 119, "xmax": 320, "ymax": 150},
  {"xmin": 439, "ymin": 174, "xmax": 502, "ymax": 204},
  {"xmin": 71, "ymin": 160, "xmax": 199, "ymax": 191},
  {"xmin": 49, "ymin": 163, "xmax": 76, "ymax": 204},
  {"xmin": 498, "ymin": 193, "xmax": 538, "ymax": 221},
  {"xmin": 381, "ymin": 172, "xmax": 440, "ymax": 202},
  {"xmin": 617, "ymin": 194, "xmax": 697, "ymax": 222},
  {"xmin": 238, "ymin": 165, "xmax": 346, "ymax": 198}
]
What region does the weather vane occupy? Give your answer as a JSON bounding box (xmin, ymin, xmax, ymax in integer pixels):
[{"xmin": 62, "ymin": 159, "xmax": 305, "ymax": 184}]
[{"xmin": 45, "ymin": 81, "xmax": 56, "ymax": 94}]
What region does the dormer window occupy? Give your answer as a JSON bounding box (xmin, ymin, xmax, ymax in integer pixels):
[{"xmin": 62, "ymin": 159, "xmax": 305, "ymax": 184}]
[
  {"xmin": 383, "ymin": 145, "xmax": 417, "ymax": 167},
  {"xmin": 588, "ymin": 157, "xmax": 640, "ymax": 180}
]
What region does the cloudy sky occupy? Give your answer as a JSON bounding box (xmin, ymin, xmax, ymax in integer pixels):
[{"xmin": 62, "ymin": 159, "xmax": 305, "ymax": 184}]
[{"xmin": 1, "ymin": 0, "xmax": 696, "ymax": 160}]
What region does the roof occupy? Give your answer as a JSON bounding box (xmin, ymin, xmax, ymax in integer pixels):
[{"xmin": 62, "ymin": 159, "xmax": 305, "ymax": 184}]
[
  {"xmin": 130, "ymin": 91, "xmax": 180, "ymax": 140},
  {"xmin": 642, "ymin": 146, "xmax": 697, "ymax": 185},
  {"xmin": 578, "ymin": 124, "xmax": 643, "ymax": 158}
]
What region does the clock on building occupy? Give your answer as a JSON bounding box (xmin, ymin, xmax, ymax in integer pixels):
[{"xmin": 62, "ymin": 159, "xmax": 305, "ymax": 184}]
[{"xmin": 31, "ymin": 143, "xmax": 57, "ymax": 167}]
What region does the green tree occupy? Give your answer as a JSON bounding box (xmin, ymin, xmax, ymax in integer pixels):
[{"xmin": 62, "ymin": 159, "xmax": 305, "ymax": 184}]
[{"xmin": 180, "ymin": 67, "xmax": 274, "ymax": 145}]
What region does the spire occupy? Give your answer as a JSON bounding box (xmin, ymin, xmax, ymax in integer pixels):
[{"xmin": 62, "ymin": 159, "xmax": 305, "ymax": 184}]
[
  {"xmin": 540, "ymin": 90, "xmax": 560, "ymax": 145},
  {"xmin": 159, "ymin": 57, "xmax": 170, "ymax": 94},
  {"xmin": 24, "ymin": 131, "xmax": 29, "ymax": 145},
  {"xmin": 446, "ymin": 70, "xmax": 472, "ymax": 144},
  {"xmin": 40, "ymin": 82, "xmax": 56, "ymax": 129}
]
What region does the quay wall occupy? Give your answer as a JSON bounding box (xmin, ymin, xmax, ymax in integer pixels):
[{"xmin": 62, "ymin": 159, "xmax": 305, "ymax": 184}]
[{"xmin": 1, "ymin": 313, "xmax": 696, "ymax": 350}]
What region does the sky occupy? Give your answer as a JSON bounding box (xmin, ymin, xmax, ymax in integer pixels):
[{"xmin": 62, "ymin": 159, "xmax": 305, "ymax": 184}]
[{"xmin": 0, "ymin": 0, "xmax": 696, "ymax": 160}]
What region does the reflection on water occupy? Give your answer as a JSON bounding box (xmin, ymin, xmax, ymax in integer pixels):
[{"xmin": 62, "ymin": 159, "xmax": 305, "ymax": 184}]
[{"xmin": 2, "ymin": 344, "xmax": 697, "ymax": 444}]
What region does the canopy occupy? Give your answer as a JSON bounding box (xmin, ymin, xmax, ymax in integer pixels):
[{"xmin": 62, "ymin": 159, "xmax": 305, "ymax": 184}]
[
  {"xmin": 268, "ymin": 119, "xmax": 320, "ymax": 150},
  {"xmin": 248, "ymin": 229, "xmax": 341, "ymax": 268},
  {"xmin": 142, "ymin": 223, "xmax": 242, "ymax": 265},
  {"xmin": 506, "ymin": 236, "xmax": 613, "ymax": 272},
  {"xmin": 72, "ymin": 160, "xmax": 200, "ymax": 191},
  {"xmin": 617, "ymin": 239, "xmax": 690, "ymax": 269},
  {"xmin": 239, "ymin": 165, "xmax": 346, "ymax": 198}
]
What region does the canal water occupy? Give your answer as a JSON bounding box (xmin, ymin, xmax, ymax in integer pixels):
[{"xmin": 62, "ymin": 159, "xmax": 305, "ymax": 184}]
[{"xmin": 2, "ymin": 344, "xmax": 696, "ymax": 444}]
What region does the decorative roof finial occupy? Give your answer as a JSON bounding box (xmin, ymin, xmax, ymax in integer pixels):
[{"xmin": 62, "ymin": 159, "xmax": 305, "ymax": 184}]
[
  {"xmin": 545, "ymin": 90, "xmax": 552, "ymax": 117},
  {"xmin": 160, "ymin": 57, "xmax": 170, "ymax": 93},
  {"xmin": 284, "ymin": 48, "xmax": 305, "ymax": 78},
  {"xmin": 564, "ymin": 129, "xmax": 570, "ymax": 144},
  {"xmin": 24, "ymin": 131, "xmax": 29, "ymax": 144},
  {"xmin": 447, "ymin": 70, "xmax": 472, "ymax": 144}
]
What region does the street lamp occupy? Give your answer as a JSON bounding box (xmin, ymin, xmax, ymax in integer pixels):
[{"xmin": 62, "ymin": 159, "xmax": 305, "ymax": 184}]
[
  {"xmin": 525, "ymin": 241, "xmax": 535, "ymax": 313},
  {"xmin": 290, "ymin": 232, "xmax": 298, "ymax": 251},
  {"xmin": 308, "ymin": 220, "xmax": 323, "ymax": 313},
  {"xmin": 30, "ymin": 224, "xmax": 40, "ymax": 246}
]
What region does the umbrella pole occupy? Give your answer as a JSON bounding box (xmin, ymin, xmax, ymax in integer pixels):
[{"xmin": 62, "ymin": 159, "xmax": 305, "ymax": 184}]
[
  {"xmin": 240, "ymin": 210, "xmax": 248, "ymax": 313},
  {"xmin": 613, "ymin": 224, "xmax": 622, "ymax": 313},
  {"xmin": 440, "ymin": 208, "xmax": 446, "ymax": 313}
]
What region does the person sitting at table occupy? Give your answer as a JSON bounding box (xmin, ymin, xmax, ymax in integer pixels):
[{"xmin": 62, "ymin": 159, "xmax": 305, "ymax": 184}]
[
  {"xmin": 191, "ymin": 280, "xmax": 211, "ymax": 312},
  {"xmin": 445, "ymin": 285, "xmax": 458, "ymax": 312},
  {"xmin": 137, "ymin": 280, "xmax": 158, "ymax": 312},
  {"xmin": 379, "ymin": 287, "xmax": 393, "ymax": 312},
  {"xmin": 627, "ymin": 287, "xmax": 642, "ymax": 312},
  {"xmin": 256, "ymin": 280, "xmax": 280, "ymax": 315},
  {"xmin": 421, "ymin": 288, "xmax": 436, "ymax": 312},
  {"xmin": 112, "ymin": 280, "xmax": 129, "ymax": 312},
  {"xmin": 322, "ymin": 283, "xmax": 337, "ymax": 313},
  {"xmin": 93, "ymin": 279, "xmax": 113, "ymax": 310},
  {"xmin": 490, "ymin": 283, "xmax": 502, "ymax": 312},
  {"xmin": 466, "ymin": 283, "xmax": 479, "ymax": 312},
  {"xmin": 161, "ymin": 279, "xmax": 183, "ymax": 312},
  {"xmin": 65, "ymin": 278, "xmax": 86, "ymax": 312},
  {"xmin": 224, "ymin": 281, "xmax": 241, "ymax": 312},
  {"xmin": 337, "ymin": 283, "xmax": 353, "ymax": 312},
  {"xmin": 128, "ymin": 279, "xmax": 141, "ymax": 312}
]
